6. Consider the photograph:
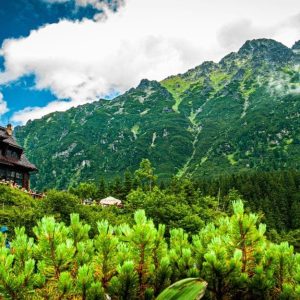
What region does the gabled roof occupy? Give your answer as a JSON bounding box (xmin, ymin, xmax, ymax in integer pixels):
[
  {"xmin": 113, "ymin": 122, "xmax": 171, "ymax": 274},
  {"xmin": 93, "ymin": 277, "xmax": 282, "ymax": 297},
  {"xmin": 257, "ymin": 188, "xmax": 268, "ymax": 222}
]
[
  {"xmin": 19, "ymin": 154, "xmax": 38, "ymax": 171},
  {"xmin": 0, "ymin": 126, "xmax": 37, "ymax": 171},
  {"xmin": 0, "ymin": 152, "xmax": 37, "ymax": 172},
  {"xmin": 2, "ymin": 136, "xmax": 23, "ymax": 149}
]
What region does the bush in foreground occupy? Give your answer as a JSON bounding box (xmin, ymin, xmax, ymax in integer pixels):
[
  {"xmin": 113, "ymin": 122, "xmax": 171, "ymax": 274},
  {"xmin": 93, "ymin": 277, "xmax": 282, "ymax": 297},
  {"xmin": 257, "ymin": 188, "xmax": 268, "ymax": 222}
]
[{"xmin": 0, "ymin": 200, "xmax": 300, "ymax": 299}]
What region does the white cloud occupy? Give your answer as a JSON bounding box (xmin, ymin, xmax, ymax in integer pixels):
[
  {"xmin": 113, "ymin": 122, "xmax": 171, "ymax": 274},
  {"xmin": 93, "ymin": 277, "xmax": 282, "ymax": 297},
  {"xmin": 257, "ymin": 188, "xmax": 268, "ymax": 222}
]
[
  {"xmin": 43, "ymin": 0, "xmax": 124, "ymax": 15},
  {"xmin": 217, "ymin": 13, "xmax": 300, "ymax": 52},
  {"xmin": 217, "ymin": 20, "xmax": 274, "ymax": 50},
  {"xmin": 43, "ymin": 0, "xmax": 69, "ymax": 3},
  {"xmin": 75, "ymin": 0, "xmax": 124, "ymax": 10},
  {"xmin": 0, "ymin": 0, "xmax": 299, "ymax": 124},
  {"xmin": 43, "ymin": 0, "xmax": 123, "ymax": 6},
  {"xmin": 11, "ymin": 100, "xmax": 79, "ymax": 124},
  {"xmin": 0, "ymin": 93, "xmax": 9, "ymax": 116}
]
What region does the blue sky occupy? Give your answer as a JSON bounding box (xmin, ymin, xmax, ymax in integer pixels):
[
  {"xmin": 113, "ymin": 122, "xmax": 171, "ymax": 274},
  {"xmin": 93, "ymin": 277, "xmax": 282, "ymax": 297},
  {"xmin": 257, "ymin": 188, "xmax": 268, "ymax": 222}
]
[
  {"xmin": 0, "ymin": 0, "xmax": 101, "ymax": 123},
  {"xmin": 0, "ymin": 0, "xmax": 299, "ymax": 125}
]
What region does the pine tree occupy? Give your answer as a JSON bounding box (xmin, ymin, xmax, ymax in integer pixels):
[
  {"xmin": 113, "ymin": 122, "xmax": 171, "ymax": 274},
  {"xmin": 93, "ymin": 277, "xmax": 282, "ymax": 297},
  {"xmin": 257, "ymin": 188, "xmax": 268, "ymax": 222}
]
[
  {"xmin": 291, "ymin": 198, "xmax": 300, "ymax": 229},
  {"xmin": 33, "ymin": 216, "xmax": 76, "ymax": 297},
  {"xmin": 123, "ymin": 170, "xmax": 133, "ymax": 198},
  {"xmin": 109, "ymin": 261, "xmax": 139, "ymax": 300},
  {"xmin": 122, "ymin": 210, "xmax": 157, "ymax": 298},
  {"xmin": 152, "ymin": 224, "xmax": 171, "ymax": 295},
  {"xmin": 0, "ymin": 228, "xmax": 42, "ymax": 299},
  {"xmin": 76, "ymin": 264, "xmax": 105, "ymax": 300},
  {"xmin": 94, "ymin": 220, "xmax": 119, "ymax": 289},
  {"xmin": 2, "ymin": 198, "xmax": 300, "ymax": 299},
  {"xmin": 169, "ymin": 228, "xmax": 198, "ymax": 282},
  {"xmin": 134, "ymin": 159, "xmax": 157, "ymax": 191},
  {"xmin": 98, "ymin": 177, "xmax": 107, "ymax": 199},
  {"xmin": 267, "ymin": 242, "xmax": 300, "ymax": 299}
]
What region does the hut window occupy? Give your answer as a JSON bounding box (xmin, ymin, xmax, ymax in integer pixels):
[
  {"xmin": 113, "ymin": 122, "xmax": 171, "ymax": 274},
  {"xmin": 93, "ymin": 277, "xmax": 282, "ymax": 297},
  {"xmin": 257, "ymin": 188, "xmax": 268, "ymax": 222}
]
[
  {"xmin": 0, "ymin": 169, "xmax": 5, "ymax": 179},
  {"xmin": 6, "ymin": 149, "xmax": 19, "ymax": 159},
  {"xmin": 6, "ymin": 170, "xmax": 15, "ymax": 179},
  {"xmin": 15, "ymin": 172, "xmax": 23, "ymax": 186}
]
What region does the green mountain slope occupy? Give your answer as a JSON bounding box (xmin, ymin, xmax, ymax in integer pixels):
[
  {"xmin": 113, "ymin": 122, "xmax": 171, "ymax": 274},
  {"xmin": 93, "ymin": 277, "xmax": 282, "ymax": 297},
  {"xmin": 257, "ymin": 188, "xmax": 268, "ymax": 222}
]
[{"xmin": 15, "ymin": 39, "xmax": 300, "ymax": 190}]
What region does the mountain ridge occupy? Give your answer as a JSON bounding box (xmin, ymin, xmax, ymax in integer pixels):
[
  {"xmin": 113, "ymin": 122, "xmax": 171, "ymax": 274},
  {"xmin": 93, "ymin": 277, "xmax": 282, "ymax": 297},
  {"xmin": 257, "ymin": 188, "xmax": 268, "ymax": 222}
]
[{"xmin": 15, "ymin": 38, "xmax": 300, "ymax": 190}]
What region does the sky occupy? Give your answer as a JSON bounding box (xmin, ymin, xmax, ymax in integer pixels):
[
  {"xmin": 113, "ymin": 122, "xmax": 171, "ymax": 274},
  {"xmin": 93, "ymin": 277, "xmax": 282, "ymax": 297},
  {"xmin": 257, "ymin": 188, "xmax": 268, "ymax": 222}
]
[{"xmin": 0, "ymin": 0, "xmax": 299, "ymax": 125}]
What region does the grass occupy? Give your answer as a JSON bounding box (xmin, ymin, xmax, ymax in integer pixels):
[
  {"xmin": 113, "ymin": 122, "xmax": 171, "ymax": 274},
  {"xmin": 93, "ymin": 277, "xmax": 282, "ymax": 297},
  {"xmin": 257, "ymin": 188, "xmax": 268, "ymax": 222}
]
[
  {"xmin": 209, "ymin": 70, "xmax": 230, "ymax": 91},
  {"xmin": 131, "ymin": 124, "xmax": 140, "ymax": 140},
  {"xmin": 188, "ymin": 110, "xmax": 197, "ymax": 126},
  {"xmin": 161, "ymin": 76, "xmax": 192, "ymax": 113},
  {"xmin": 140, "ymin": 109, "xmax": 150, "ymax": 116},
  {"xmin": 227, "ymin": 153, "xmax": 238, "ymax": 165},
  {"xmin": 200, "ymin": 156, "xmax": 208, "ymax": 165}
]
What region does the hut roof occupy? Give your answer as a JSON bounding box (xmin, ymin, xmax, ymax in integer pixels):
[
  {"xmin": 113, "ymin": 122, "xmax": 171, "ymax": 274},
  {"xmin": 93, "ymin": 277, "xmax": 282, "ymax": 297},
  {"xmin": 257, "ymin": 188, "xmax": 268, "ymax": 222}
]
[
  {"xmin": 99, "ymin": 196, "xmax": 122, "ymax": 206},
  {"xmin": 0, "ymin": 126, "xmax": 37, "ymax": 171}
]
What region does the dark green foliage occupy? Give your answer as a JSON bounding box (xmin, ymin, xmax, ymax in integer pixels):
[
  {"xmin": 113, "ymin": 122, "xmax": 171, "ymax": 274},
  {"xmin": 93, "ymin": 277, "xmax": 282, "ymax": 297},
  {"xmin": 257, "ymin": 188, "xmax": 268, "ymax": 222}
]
[
  {"xmin": 125, "ymin": 186, "xmax": 222, "ymax": 234},
  {"xmin": 110, "ymin": 176, "xmax": 124, "ymax": 199},
  {"xmin": 193, "ymin": 169, "xmax": 300, "ymax": 231},
  {"xmin": 123, "ymin": 170, "xmax": 133, "ymax": 196},
  {"xmin": 0, "ymin": 183, "xmax": 134, "ymax": 239},
  {"xmin": 98, "ymin": 177, "xmax": 107, "ymax": 199},
  {"xmin": 109, "ymin": 261, "xmax": 139, "ymax": 299},
  {"xmin": 0, "ymin": 185, "xmax": 42, "ymax": 235},
  {"xmin": 69, "ymin": 182, "xmax": 98, "ymax": 201},
  {"xmin": 134, "ymin": 159, "xmax": 157, "ymax": 191},
  {"xmin": 41, "ymin": 189, "xmax": 80, "ymax": 224},
  {"xmin": 1, "ymin": 167, "xmax": 300, "ymax": 243}
]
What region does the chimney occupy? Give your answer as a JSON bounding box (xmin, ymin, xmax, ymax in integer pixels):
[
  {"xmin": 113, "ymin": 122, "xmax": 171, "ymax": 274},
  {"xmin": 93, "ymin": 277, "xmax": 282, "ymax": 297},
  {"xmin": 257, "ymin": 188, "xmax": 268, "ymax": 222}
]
[{"xmin": 6, "ymin": 124, "xmax": 13, "ymax": 136}]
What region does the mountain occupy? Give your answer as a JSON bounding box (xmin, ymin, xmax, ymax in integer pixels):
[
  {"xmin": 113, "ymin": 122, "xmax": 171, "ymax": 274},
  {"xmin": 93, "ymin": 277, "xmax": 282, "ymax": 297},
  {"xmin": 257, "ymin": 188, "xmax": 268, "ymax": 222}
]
[{"xmin": 15, "ymin": 38, "xmax": 300, "ymax": 190}]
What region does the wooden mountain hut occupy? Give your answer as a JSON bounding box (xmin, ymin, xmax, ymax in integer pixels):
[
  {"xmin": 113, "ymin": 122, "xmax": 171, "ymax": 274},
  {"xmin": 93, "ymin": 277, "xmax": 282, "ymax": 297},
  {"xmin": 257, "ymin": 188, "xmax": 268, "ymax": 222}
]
[{"xmin": 0, "ymin": 124, "xmax": 37, "ymax": 190}]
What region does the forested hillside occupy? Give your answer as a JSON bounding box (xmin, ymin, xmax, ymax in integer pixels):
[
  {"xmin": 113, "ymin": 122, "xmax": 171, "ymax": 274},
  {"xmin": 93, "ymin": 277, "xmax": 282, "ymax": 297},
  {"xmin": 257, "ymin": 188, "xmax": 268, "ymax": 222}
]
[
  {"xmin": 2, "ymin": 162, "xmax": 299, "ymax": 247},
  {"xmin": 1, "ymin": 162, "xmax": 300, "ymax": 299},
  {"xmin": 15, "ymin": 39, "xmax": 300, "ymax": 190}
]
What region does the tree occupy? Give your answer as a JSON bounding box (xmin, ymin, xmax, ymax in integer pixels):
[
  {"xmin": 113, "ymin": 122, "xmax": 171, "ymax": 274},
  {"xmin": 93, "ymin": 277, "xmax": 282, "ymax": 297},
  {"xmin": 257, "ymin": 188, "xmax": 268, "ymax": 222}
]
[
  {"xmin": 0, "ymin": 185, "xmax": 42, "ymax": 235},
  {"xmin": 111, "ymin": 176, "xmax": 123, "ymax": 199},
  {"xmin": 1, "ymin": 199, "xmax": 300, "ymax": 299},
  {"xmin": 123, "ymin": 170, "xmax": 133, "ymax": 197},
  {"xmin": 98, "ymin": 177, "xmax": 107, "ymax": 199},
  {"xmin": 69, "ymin": 182, "xmax": 98, "ymax": 201},
  {"xmin": 134, "ymin": 159, "xmax": 157, "ymax": 191},
  {"xmin": 291, "ymin": 196, "xmax": 300, "ymax": 229},
  {"xmin": 41, "ymin": 190, "xmax": 80, "ymax": 224},
  {"xmin": 0, "ymin": 227, "xmax": 42, "ymax": 299},
  {"xmin": 109, "ymin": 261, "xmax": 139, "ymax": 300}
]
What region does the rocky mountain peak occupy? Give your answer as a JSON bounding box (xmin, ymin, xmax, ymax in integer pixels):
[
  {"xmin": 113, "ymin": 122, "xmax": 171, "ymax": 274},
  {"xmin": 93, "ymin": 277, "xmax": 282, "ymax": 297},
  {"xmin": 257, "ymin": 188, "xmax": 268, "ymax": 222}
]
[
  {"xmin": 292, "ymin": 40, "xmax": 300, "ymax": 50},
  {"xmin": 237, "ymin": 38, "xmax": 293, "ymax": 65},
  {"xmin": 137, "ymin": 79, "xmax": 161, "ymax": 90},
  {"xmin": 292, "ymin": 40, "xmax": 300, "ymax": 61},
  {"xmin": 182, "ymin": 61, "xmax": 219, "ymax": 81}
]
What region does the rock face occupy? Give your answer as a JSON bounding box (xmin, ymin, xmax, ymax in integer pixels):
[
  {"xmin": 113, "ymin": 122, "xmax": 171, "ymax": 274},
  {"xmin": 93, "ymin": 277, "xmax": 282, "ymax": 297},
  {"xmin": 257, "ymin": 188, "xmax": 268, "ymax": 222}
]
[
  {"xmin": 15, "ymin": 38, "xmax": 300, "ymax": 190},
  {"xmin": 292, "ymin": 40, "xmax": 300, "ymax": 51},
  {"xmin": 292, "ymin": 41, "xmax": 300, "ymax": 63},
  {"xmin": 238, "ymin": 39, "xmax": 293, "ymax": 65}
]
